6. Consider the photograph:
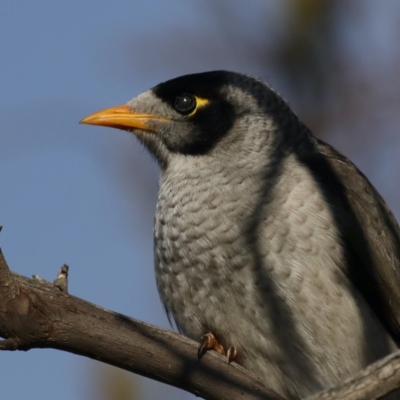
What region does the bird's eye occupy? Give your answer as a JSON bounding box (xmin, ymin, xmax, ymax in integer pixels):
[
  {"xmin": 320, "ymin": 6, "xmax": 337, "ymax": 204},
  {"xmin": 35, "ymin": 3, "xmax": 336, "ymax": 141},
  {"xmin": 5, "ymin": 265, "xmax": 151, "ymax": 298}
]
[{"xmin": 174, "ymin": 94, "xmax": 196, "ymax": 114}]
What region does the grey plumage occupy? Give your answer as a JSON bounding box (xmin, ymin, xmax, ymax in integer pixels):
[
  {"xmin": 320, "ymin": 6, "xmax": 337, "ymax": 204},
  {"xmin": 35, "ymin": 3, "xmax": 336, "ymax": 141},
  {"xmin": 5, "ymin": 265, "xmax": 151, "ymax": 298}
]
[{"xmin": 81, "ymin": 71, "xmax": 400, "ymax": 399}]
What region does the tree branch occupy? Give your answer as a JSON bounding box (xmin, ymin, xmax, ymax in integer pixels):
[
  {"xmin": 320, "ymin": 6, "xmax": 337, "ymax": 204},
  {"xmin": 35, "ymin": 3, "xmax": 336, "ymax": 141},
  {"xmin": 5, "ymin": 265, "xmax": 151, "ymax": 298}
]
[
  {"xmin": 1, "ymin": 233, "xmax": 400, "ymax": 400},
  {"xmin": 0, "ymin": 242, "xmax": 282, "ymax": 400},
  {"xmin": 306, "ymin": 352, "xmax": 400, "ymax": 400}
]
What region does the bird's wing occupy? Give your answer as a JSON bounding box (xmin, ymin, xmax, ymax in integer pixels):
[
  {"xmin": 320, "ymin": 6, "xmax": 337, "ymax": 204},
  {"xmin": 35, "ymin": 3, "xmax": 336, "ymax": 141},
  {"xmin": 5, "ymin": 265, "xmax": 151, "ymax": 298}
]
[{"xmin": 316, "ymin": 139, "xmax": 400, "ymax": 343}]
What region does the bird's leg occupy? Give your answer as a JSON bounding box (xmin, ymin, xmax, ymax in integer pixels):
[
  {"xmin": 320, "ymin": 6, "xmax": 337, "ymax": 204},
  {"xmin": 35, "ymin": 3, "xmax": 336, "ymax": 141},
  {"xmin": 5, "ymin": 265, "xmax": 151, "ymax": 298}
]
[{"xmin": 197, "ymin": 332, "xmax": 238, "ymax": 363}]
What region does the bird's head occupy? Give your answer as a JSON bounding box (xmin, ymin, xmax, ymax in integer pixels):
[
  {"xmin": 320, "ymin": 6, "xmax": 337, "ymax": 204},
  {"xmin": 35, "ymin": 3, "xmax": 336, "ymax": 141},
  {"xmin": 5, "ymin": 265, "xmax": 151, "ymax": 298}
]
[{"xmin": 81, "ymin": 71, "xmax": 306, "ymax": 169}]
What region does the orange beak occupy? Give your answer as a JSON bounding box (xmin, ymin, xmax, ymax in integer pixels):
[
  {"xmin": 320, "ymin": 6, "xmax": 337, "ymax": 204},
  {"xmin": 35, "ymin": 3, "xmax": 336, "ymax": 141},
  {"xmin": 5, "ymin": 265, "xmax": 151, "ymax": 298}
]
[{"xmin": 80, "ymin": 105, "xmax": 170, "ymax": 132}]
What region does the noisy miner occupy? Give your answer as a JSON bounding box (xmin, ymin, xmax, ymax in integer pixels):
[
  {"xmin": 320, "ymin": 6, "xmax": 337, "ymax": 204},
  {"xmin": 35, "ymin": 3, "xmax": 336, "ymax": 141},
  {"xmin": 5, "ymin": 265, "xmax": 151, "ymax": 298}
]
[{"xmin": 81, "ymin": 71, "xmax": 400, "ymax": 399}]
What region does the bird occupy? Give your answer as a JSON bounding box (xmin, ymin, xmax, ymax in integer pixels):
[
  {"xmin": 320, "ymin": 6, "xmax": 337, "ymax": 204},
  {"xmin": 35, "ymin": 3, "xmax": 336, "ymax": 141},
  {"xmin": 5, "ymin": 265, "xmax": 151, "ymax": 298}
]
[{"xmin": 80, "ymin": 71, "xmax": 400, "ymax": 399}]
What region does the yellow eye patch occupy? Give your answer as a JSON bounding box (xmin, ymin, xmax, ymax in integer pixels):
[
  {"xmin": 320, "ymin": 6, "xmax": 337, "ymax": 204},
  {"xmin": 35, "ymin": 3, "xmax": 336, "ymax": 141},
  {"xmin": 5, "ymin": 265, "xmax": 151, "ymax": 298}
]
[{"xmin": 187, "ymin": 96, "xmax": 210, "ymax": 117}]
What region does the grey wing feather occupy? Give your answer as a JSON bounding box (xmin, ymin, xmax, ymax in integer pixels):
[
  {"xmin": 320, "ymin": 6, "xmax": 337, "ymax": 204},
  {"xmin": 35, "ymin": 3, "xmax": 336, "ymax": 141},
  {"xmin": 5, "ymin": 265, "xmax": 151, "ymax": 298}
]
[{"xmin": 317, "ymin": 139, "xmax": 400, "ymax": 342}]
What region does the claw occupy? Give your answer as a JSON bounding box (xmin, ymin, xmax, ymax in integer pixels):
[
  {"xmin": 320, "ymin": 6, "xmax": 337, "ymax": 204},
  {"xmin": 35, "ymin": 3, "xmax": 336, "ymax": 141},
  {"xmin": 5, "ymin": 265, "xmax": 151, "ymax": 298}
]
[
  {"xmin": 198, "ymin": 332, "xmax": 225, "ymax": 359},
  {"xmin": 226, "ymin": 346, "xmax": 238, "ymax": 363},
  {"xmin": 197, "ymin": 332, "xmax": 238, "ymax": 363}
]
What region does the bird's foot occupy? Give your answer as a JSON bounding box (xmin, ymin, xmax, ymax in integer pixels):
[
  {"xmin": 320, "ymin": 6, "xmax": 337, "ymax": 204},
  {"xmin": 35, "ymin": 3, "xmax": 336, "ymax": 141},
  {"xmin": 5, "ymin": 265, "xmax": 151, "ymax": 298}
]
[
  {"xmin": 198, "ymin": 332, "xmax": 225, "ymax": 358},
  {"xmin": 197, "ymin": 332, "xmax": 237, "ymax": 363},
  {"xmin": 226, "ymin": 345, "xmax": 238, "ymax": 363}
]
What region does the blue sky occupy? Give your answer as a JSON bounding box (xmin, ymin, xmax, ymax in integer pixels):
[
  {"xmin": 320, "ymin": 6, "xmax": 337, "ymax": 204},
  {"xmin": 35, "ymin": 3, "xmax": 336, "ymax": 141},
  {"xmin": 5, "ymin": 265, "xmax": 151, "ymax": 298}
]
[
  {"xmin": 1, "ymin": 1, "xmax": 399, "ymax": 399},
  {"xmin": 0, "ymin": 2, "xmax": 273, "ymax": 399}
]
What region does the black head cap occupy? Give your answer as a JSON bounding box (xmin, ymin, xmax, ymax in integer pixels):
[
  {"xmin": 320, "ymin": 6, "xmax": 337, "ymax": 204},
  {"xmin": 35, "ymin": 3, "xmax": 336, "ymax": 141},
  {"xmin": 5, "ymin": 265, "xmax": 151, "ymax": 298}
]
[{"xmin": 152, "ymin": 71, "xmax": 237, "ymax": 155}]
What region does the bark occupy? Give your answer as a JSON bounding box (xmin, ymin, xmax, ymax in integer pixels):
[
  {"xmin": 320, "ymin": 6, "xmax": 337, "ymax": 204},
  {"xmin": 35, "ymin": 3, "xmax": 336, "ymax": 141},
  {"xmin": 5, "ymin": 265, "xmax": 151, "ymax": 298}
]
[
  {"xmin": 1, "ymin": 233, "xmax": 400, "ymax": 400},
  {"xmin": 0, "ymin": 240, "xmax": 282, "ymax": 400}
]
